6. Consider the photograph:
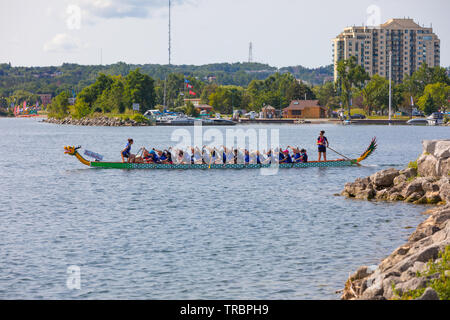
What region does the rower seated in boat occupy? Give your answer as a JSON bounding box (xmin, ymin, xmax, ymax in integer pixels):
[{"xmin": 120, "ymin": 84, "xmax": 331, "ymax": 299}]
[
  {"xmin": 121, "ymin": 139, "xmax": 135, "ymax": 163},
  {"xmin": 300, "ymin": 149, "xmax": 308, "ymax": 163},
  {"xmin": 279, "ymin": 149, "xmax": 293, "ymax": 164},
  {"xmin": 175, "ymin": 149, "xmax": 191, "ymax": 164},
  {"xmin": 138, "ymin": 148, "xmax": 157, "ymax": 163},
  {"xmin": 288, "ymin": 146, "xmax": 302, "ymax": 163}
]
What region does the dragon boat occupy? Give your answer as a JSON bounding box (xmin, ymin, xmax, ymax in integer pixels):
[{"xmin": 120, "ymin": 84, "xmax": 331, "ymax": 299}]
[{"xmin": 64, "ymin": 138, "xmax": 377, "ymax": 170}]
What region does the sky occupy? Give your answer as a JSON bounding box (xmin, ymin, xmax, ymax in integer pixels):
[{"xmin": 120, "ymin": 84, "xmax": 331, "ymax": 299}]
[{"xmin": 0, "ymin": 0, "xmax": 449, "ymax": 68}]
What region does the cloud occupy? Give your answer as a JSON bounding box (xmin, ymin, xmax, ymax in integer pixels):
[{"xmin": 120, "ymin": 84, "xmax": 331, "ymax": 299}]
[
  {"xmin": 76, "ymin": 0, "xmax": 195, "ymax": 20},
  {"xmin": 43, "ymin": 33, "xmax": 86, "ymax": 53}
]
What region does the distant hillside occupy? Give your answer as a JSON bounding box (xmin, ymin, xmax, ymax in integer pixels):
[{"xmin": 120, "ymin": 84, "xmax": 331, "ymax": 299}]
[
  {"xmin": 280, "ymin": 65, "xmax": 334, "ymax": 85},
  {"xmin": 0, "ymin": 62, "xmax": 333, "ymax": 96}
]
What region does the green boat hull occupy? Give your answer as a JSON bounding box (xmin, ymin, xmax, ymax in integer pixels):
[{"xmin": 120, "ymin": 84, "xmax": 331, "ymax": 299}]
[
  {"xmin": 65, "ymin": 138, "xmax": 377, "ymax": 170},
  {"xmin": 89, "ymin": 160, "xmax": 358, "ymax": 169}
]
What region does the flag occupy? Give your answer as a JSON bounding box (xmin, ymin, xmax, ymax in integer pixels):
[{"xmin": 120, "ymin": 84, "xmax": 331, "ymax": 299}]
[
  {"xmin": 23, "ymin": 101, "xmax": 27, "ymax": 108},
  {"xmin": 186, "ymin": 84, "xmax": 193, "ymax": 89},
  {"xmin": 189, "ymin": 91, "xmax": 196, "ymax": 96},
  {"xmin": 411, "ymin": 96, "xmax": 414, "ymax": 106}
]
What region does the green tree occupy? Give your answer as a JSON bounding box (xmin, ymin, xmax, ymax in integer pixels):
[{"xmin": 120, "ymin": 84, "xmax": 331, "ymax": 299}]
[
  {"xmin": 361, "ymin": 75, "xmax": 389, "ymax": 115},
  {"xmin": 418, "ymin": 93, "xmax": 437, "ymax": 115},
  {"xmin": 48, "ymin": 91, "xmax": 70, "ymax": 119},
  {"xmin": 125, "ymin": 68, "xmax": 156, "ymax": 113},
  {"xmin": 209, "ymin": 86, "xmax": 244, "ymax": 114},
  {"xmin": 313, "ymin": 81, "xmax": 337, "ymax": 108},
  {"xmin": 200, "ymin": 83, "xmax": 218, "ymax": 104},
  {"xmin": 286, "ymin": 80, "xmax": 315, "ymax": 101},
  {"xmin": 336, "ymin": 56, "xmax": 370, "ymax": 116},
  {"xmin": 0, "ymin": 96, "xmax": 8, "ymax": 109},
  {"xmin": 96, "ymin": 76, "xmax": 128, "ymax": 113},
  {"xmin": 184, "ymin": 101, "xmax": 199, "ymax": 117},
  {"xmin": 72, "ymin": 99, "xmax": 91, "ymax": 119},
  {"xmin": 402, "ymin": 64, "xmax": 450, "ymax": 99},
  {"xmin": 421, "ymin": 83, "xmax": 450, "ymax": 112}
]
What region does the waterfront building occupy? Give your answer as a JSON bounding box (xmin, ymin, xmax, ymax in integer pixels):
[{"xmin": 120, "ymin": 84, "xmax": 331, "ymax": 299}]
[
  {"xmin": 38, "ymin": 94, "xmax": 52, "ymax": 107},
  {"xmin": 282, "ymin": 100, "xmax": 327, "ymax": 119},
  {"xmin": 183, "ymin": 98, "xmax": 201, "ymax": 106},
  {"xmin": 332, "ymin": 18, "xmax": 440, "ymax": 83}
]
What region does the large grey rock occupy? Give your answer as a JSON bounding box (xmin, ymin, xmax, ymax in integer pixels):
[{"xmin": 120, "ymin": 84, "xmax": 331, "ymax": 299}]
[
  {"xmin": 439, "ymin": 177, "xmax": 450, "ymax": 202},
  {"xmin": 436, "ymin": 158, "xmax": 450, "ymax": 177},
  {"xmin": 415, "ymin": 287, "xmax": 439, "ymax": 300},
  {"xmin": 422, "ymin": 140, "xmax": 440, "ymax": 156},
  {"xmin": 393, "ymin": 175, "xmax": 407, "ymax": 185},
  {"xmin": 400, "ymin": 167, "xmax": 417, "ymax": 179},
  {"xmin": 433, "ymin": 140, "xmax": 450, "ymax": 159},
  {"xmin": 370, "ymin": 168, "xmax": 400, "ymax": 188},
  {"xmin": 417, "ymin": 153, "xmax": 438, "ymax": 177}
]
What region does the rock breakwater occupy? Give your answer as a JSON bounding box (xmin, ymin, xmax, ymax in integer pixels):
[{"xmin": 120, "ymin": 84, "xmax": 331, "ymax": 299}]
[
  {"xmin": 341, "ymin": 140, "xmax": 450, "ymax": 300},
  {"xmin": 42, "ymin": 116, "xmax": 153, "ymax": 126}
]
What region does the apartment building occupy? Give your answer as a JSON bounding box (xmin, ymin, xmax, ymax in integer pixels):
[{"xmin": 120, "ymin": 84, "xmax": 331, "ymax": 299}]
[{"xmin": 332, "ymin": 18, "xmax": 440, "ymax": 83}]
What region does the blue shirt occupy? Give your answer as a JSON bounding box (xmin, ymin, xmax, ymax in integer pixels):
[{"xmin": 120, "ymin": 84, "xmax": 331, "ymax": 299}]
[
  {"xmin": 124, "ymin": 143, "xmax": 131, "ymax": 154},
  {"xmin": 285, "ymin": 154, "xmax": 293, "ymax": 163}
]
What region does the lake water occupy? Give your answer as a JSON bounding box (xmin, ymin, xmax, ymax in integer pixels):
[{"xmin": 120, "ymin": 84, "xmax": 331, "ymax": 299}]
[{"xmin": 0, "ymin": 118, "xmax": 448, "ymax": 299}]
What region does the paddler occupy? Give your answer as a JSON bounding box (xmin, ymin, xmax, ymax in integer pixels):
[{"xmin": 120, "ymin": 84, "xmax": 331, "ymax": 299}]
[
  {"xmin": 300, "ymin": 149, "xmax": 308, "ymax": 163},
  {"xmin": 279, "ymin": 149, "xmax": 293, "ymax": 164},
  {"xmin": 288, "ymin": 146, "xmax": 302, "ymax": 163},
  {"xmin": 317, "ymin": 130, "xmax": 329, "ymax": 161},
  {"xmin": 121, "ymin": 138, "xmax": 134, "ymax": 163}
]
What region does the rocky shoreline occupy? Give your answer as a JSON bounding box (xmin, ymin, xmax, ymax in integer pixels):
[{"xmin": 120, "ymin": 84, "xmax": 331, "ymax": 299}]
[
  {"xmin": 42, "ymin": 116, "xmax": 153, "ymax": 126},
  {"xmin": 341, "ymin": 140, "xmax": 450, "ymax": 300}
]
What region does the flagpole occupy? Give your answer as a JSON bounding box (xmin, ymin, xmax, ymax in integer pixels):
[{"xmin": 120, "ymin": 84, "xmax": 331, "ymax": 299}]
[{"xmin": 389, "ymin": 51, "xmax": 392, "ymax": 124}]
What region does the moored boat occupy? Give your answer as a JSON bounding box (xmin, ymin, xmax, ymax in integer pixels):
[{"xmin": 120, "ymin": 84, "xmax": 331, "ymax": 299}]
[{"xmin": 64, "ymin": 138, "xmax": 377, "ymax": 170}]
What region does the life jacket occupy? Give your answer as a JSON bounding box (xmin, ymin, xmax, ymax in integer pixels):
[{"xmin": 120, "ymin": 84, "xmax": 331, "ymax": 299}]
[
  {"xmin": 301, "ymin": 153, "xmax": 308, "ymax": 163},
  {"xmin": 124, "ymin": 143, "xmax": 131, "ymax": 154},
  {"xmin": 318, "ymin": 136, "xmax": 327, "ymax": 145},
  {"xmin": 256, "ymin": 155, "xmax": 261, "ymax": 164},
  {"xmin": 245, "ymin": 154, "xmax": 250, "ymax": 164},
  {"xmin": 223, "ymin": 152, "xmax": 226, "ymax": 164},
  {"xmin": 294, "ymin": 153, "xmax": 301, "ymax": 162}
]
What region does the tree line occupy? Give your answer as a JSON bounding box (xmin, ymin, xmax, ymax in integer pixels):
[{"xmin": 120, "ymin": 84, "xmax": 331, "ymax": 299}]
[
  {"xmin": 333, "ymin": 57, "xmax": 450, "ymax": 116},
  {"xmin": 0, "ymin": 61, "xmax": 333, "ymax": 99},
  {"xmin": 2, "ymin": 60, "xmax": 448, "ymax": 119}
]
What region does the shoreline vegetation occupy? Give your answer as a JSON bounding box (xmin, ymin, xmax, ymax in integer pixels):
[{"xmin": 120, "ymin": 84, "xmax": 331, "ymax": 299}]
[
  {"xmin": 1, "ymin": 61, "xmax": 448, "ymax": 124},
  {"xmin": 340, "ymin": 140, "xmax": 450, "ymax": 300}
]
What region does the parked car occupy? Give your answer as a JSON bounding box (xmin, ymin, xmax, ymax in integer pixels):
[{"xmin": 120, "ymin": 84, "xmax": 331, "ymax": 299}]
[{"xmin": 350, "ymin": 114, "xmax": 366, "ymax": 119}]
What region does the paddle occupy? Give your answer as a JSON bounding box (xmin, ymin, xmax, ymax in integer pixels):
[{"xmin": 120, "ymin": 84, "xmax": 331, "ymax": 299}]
[
  {"xmin": 208, "ymin": 148, "xmax": 214, "ymax": 169},
  {"xmin": 327, "ymin": 146, "xmax": 361, "ymax": 166}
]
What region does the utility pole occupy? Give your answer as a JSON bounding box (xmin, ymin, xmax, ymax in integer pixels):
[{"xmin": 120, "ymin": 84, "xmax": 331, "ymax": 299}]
[
  {"xmin": 248, "ymin": 42, "xmax": 253, "ymax": 63},
  {"xmin": 164, "ymin": 0, "xmax": 172, "ymax": 111},
  {"xmin": 168, "ymin": 0, "xmax": 172, "ymax": 65},
  {"xmin": 389, "ymin": 51, "xmax": 392, "ymax": 123}
]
